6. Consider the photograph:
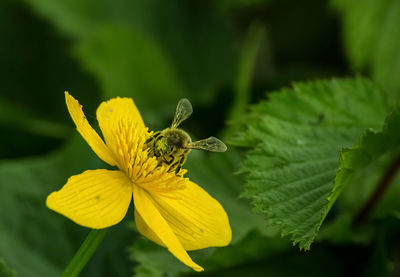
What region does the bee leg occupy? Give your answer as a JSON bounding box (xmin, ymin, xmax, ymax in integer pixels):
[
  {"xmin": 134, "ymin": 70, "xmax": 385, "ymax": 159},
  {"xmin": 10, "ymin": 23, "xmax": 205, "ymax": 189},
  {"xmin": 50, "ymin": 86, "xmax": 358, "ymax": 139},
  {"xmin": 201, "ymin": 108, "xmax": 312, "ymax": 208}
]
[
  {"xmin": 168, "ymin": 164, "xmax": 178, "ymax": 173},
  {"xmin": 145, "ymin": 131, "xmax": 161, "ymax": 144},
  {"xmin": 164, "ymin": 155, "xmax": 174, "ymax": 165},
  {"xmin": 167, "ymin": 157, "xmax": 180, "ymax": 173},
  {"xmin": 172, "ymin": 155, "xmax": 187, "ymax": 175},
  {"xmin": 166, "ymin": 156, "xmax": 178, "ymax": 173},
  {"xmin": 152, "ymin": 135, "xmax": 166, "ymax": 157},
  {"xmin": 147, "ymin": 143, "xmax": 158, "ymax": 158},
  {"xmin": 145, "ymin": 132, "xmax": 161, "ymax": 158},
  {"xmin": 147, "ymin": 144, "xmax": 154, "ymax": 155},
  {"xmin": 153, "ymin": 133, "xmax": 164, "ymax": 157},
  {"xmin": 175, "ymin": 164, "xmax": 182, "ymax": 175}
]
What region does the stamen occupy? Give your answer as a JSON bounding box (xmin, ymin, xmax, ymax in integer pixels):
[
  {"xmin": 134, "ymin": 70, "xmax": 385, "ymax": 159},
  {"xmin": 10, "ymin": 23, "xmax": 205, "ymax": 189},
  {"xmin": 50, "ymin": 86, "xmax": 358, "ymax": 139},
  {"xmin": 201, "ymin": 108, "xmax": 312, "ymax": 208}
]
[{"xmin": 110, "ymin": 121, "xmax": 186, "ymax": 193}]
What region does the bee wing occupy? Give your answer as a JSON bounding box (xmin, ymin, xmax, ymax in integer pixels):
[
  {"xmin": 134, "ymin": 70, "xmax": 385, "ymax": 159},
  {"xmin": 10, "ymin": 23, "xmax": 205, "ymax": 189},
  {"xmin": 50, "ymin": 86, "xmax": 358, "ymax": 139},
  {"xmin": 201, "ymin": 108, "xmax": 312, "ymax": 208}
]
[
  {"xmin": 171, "ymin": 98, "xmax": 193, "ymax": 128},
  {"xmin": 187, "ymin": 137, "xmax": 227, "ymax": 152}
]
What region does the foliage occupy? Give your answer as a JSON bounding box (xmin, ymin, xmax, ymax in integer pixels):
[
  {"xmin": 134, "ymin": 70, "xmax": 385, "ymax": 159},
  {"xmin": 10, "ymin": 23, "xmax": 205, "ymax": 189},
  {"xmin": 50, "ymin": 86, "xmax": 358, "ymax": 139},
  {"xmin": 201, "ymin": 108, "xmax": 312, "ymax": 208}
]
[
  {"xmin": 0, "ymin": 137, "xmax": 136, "ymax": 277},
  {"xmin": 130, "ymin": 150, "xmax": 290, "ymax": 276},
  {"xmin": 332, "ymin": 0, "xmax": 400, "ymax": 96},
  {"xmin": 234, "ymin": 78, "xmax": 399, "ymax": 249},
  {"xmin": 1, "ymin": 0, "xmax": 400, "ymax": 276},
  {"xmin": 22, "ymin": 0, "xmax": 237, "ymax": 126},
  {"xmin": 0, "ymin": 259, "xmax": 17, "ymax": 277}
]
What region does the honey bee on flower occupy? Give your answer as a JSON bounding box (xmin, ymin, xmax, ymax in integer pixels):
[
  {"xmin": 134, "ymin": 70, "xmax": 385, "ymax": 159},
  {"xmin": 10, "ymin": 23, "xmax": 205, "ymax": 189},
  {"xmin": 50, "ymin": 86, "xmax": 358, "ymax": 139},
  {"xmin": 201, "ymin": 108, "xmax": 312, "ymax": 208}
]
[
  {"xmin": 145, "ymin": 98, "xmax": 227, "ymax": 175},
  {"xmin": 46, "ymin": 92, "xmax": 232, "ymax": 272}
]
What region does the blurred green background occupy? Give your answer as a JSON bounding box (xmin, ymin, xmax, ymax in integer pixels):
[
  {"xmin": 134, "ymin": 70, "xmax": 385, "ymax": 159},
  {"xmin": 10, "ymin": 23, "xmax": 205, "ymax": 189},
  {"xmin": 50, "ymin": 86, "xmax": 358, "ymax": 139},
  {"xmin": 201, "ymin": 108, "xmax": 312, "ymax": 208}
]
[{"xmin": 1, "ymin": 0, "xmax": 399, "ymax": 276}]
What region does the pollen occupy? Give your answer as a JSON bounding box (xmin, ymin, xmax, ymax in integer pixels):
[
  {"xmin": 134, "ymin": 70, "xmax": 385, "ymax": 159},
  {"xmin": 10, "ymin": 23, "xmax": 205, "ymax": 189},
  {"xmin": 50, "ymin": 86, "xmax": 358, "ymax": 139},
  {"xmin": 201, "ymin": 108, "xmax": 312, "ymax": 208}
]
[{"xmin": 110, "ymin": 119, "xmax": 186, "ymax": 194}]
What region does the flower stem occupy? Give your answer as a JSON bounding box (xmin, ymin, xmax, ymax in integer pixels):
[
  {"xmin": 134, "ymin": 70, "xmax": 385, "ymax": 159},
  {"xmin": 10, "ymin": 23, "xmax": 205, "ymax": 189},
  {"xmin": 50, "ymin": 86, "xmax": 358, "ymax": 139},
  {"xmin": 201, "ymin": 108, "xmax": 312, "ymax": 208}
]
[
  {"xmin": 61, "ymin": 229, "xmax": 108, "ymax": 277},
  {"xmin": 355, "ymin": 153, "xmax": 400, "ymax": 223}
]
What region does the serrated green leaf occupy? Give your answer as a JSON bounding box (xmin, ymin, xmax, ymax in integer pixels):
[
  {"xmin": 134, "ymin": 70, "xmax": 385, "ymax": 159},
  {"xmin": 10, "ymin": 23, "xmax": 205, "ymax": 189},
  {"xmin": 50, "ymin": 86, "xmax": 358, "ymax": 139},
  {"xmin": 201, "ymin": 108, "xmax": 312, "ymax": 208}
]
[
  {"xmin": 237, "ymin": 78, "xmax": 392, "ymax": 249},
  {"xmin": 319, "ymin": 108, "xmax": 400, "ymax": 242},
  {"xmin": 332, "ymin": 0, "xmax": 400, "ymax": 96},
  {"xmin": 326, "ymin": 107, "xmax": 400, "ymax": 220}
]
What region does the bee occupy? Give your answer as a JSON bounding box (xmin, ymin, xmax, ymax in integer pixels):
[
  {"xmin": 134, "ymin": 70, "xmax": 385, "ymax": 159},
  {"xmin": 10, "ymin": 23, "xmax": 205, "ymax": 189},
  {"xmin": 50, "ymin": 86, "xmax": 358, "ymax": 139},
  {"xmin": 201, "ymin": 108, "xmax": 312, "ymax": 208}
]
[{"xmin": 145, "ymin": 98, "xmax": 227, "ymax": 175}]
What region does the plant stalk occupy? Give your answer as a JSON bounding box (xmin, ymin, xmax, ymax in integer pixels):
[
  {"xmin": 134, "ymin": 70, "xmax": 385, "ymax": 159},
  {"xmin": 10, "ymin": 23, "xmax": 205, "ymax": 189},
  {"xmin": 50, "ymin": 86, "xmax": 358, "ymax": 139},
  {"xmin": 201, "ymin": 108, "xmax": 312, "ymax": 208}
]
[
  {"xmin": 355, "ymin": 154, "xmax": 400, "ymax": 223},
  {"xmin": 61, "ymin": 229, "xmax": 107, "ymax": 277}
]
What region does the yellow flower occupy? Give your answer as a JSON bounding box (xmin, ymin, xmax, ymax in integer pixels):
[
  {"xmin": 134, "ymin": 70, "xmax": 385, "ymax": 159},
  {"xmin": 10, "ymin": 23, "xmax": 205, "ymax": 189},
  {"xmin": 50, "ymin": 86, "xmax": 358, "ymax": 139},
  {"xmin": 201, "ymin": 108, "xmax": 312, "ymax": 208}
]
[{"xmin": 46, "ymin": 92, "xmax": 232, "ymax": 271}]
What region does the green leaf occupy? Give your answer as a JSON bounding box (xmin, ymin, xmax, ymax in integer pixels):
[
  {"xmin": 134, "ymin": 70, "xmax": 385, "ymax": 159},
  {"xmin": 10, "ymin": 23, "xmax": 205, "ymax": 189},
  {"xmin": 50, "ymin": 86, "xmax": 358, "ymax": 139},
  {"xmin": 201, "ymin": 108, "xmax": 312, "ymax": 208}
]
[
  {"xmin": 319, "ymin": 214, "xmax": 374, "ymax": 246},
  {"xmin": 22, "ymin": 0, "xmax": 237, "ymax": 125},
  {"xmin": 332, "ymin": 0, "xmax": 400, "ymax": 96},
  {"xmin": 322, "ymin": 108, "xmax": 400, "ymax": 229},
  {"xmin": 195, "ymin": 242, "xmax": 342, "ymax": 277},
  {"xmin": 130, "ymin": 228, "xmax": 344, "ymax": 277},
  {"xmin": 0, "ymin": 97, "xmax": 69, "ymax": 139},
  {"xmin": 217, "ymin": 0, "xmax": 269, "ymax": 13},
  {"xmin": 0, "ymin": 258, "xmax": 17, "ymax": 277},
  {"xmin": 0, "ymin": 136, "xmax": 100, "ymax": 276},
  {"xmin": 74, "ymin": 25, "xmax": 187, "ymax": 125},
  {"xmin": 327, "ymin": 107, "xmax": 400, "ymax": 221},
  {"xmin": 130, "ymin": 149, "xmax": 283, "ymax": 276},
  {"xmin": 236, "ymin": 78, "xmax": 392, "ymax": 249},
  {"xmin": 130, "ymin": 229, "xmax": 291, "ymax": 277},
  {"xmin": 0, "ymin": 0, "xmax": 100, "ymax": 158},
  {"xmin": 223, "ymin": 22, "xmax": 264, "ymax": 139},
  {"xmin": 363, "ymin": 236, "xmax": 391, "ymax": 277}
]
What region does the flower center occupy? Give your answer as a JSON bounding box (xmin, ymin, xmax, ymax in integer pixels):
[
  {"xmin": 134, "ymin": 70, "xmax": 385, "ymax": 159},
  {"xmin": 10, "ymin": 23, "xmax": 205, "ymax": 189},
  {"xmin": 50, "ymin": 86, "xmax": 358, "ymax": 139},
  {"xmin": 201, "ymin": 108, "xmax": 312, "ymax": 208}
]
[{"xmin": 109, "ymin": 120, "xmax": 186, "ymax": 194}]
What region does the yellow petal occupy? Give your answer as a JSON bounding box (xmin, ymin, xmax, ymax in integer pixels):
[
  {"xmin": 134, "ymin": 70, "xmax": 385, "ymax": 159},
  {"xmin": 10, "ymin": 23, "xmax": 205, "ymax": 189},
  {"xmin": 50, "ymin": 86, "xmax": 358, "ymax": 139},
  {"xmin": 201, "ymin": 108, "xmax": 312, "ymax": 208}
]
[
  {"xmin": 133, "ymin": 185, "xmax": 204, "ymax": 272},
  {"xmin": 47, "ymin": 169, "xmax": 132, "ymax": 229},
  {"xmin": 134, "ymin": 209, "xmax": 164, "ymax": 246},
  {"xmin": 65, "ymin": 92, "xmax": 117, "ymax": 166},
  {"xmin": 96, "ymin": 97, "xmax": 146, "ymax": 152},
  {"xmin": 135, "ymin": 180, "xmax": 231, "ymax": 251}
]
